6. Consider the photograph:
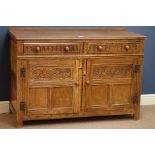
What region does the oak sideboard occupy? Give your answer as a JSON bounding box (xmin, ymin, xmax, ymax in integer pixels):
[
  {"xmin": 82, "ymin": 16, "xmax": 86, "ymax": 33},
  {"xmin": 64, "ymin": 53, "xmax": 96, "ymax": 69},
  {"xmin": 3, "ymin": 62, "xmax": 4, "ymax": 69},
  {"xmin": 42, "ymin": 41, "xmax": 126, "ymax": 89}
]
[{"xmin": 9, "ymin": 28, "xmax": 146, "ymax": 128}]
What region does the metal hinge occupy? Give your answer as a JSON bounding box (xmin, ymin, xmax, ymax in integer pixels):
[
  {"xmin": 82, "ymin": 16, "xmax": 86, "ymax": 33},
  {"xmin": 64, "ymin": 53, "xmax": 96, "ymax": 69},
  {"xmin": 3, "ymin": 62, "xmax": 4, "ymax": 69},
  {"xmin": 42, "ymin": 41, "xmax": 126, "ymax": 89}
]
[
  {"xmin": 135, "ymin": 64, "xmax": 140, "ymax": 73},
  {"xmin": 133, "ymin": 96, "xmax": 139, "ymax": 104},
  {"xmin": 20, "ymin": 67, "xmax": 26, "ymax": 77},
  {"xmin": 20, "ymin": 101, "xmax": 27, "ymax": 111}
]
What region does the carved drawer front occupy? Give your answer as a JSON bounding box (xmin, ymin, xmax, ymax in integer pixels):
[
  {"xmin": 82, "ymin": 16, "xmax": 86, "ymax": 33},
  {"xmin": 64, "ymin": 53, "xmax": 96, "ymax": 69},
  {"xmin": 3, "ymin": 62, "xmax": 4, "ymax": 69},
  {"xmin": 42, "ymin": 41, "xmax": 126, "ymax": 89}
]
[
  {"xmin": 23, "ymin": 43, "xmax": 82, "ymax": 55},
  {"xmin": 87, "ymin": 40, "xmax": 142, "ymax": 54}
]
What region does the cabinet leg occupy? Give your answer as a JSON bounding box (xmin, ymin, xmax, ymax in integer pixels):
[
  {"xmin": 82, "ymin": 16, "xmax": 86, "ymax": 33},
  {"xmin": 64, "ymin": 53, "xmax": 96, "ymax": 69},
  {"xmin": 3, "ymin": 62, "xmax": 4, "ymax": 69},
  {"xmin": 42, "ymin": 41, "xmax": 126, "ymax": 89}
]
[
  {"xmin": 16, "ymin": 119, "xmax": 23, "ymax": 128},
  {"xmin": 16, "ymin": 113, "xmax": 23, "ymax": 128},
  {"xmin": 9, "ymin": 104, "xmax": 14, "ymax": 114},
  {"xmin": 133, "ymin": 105, "xmax": 140, "ymax": 120},
  {"xmin": 9, "ymin": 108, "xmax": 13, "ymax": 114},
  {"xmin": 133, "ymin": 112, "xmax": 140, "ymax": 120}
]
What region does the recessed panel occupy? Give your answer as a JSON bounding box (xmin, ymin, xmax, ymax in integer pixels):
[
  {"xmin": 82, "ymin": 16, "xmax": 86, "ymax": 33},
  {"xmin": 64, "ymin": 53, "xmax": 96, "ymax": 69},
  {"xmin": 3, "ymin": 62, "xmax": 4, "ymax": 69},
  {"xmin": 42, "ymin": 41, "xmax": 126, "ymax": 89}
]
[
  {"xmin": 52, "ymin": 87, "xmax": 73, "ymax": 108},
  {"xmin": 112, "ymin": 84, "xmax": 131, "ymax": 105},
  {"xmin": 29, "ymin": 88, "xmax": 48, "ymax": 111},
  {"xmin": 91, "ymin": 85, "xmax": 108, "ymax": 107}
]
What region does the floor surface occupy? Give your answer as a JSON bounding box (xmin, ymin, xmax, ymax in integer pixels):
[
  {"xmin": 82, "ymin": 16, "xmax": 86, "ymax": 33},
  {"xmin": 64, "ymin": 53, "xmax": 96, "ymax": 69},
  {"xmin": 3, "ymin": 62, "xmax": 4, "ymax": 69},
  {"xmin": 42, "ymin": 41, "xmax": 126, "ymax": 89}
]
[{"xmin": 0, "ymin": 105, "xmax": 155, "ymax": 129}]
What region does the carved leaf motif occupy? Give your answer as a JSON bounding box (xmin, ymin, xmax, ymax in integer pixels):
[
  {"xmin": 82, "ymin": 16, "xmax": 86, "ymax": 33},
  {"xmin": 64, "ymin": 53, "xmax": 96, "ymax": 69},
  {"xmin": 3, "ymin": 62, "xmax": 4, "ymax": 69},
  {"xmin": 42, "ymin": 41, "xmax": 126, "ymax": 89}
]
[
  {"xmin": 92, "ymin": 65, "xmax": 131, "ymax": 79},
  {"xmin": 30, "ymin": 67, "xmax": 72, "ymax": 80}
]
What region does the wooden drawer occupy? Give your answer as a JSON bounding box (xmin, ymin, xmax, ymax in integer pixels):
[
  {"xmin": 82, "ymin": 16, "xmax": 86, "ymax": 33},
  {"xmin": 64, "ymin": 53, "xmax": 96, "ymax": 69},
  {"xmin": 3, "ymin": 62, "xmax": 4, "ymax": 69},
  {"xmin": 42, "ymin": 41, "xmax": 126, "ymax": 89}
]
[
  {"xmin": 23, "ymin": 43, "xmax": 82, "ymax": 55},
  {"xmin": 87, "ymin": 40, "xmax": 142, "ymax": 54}
]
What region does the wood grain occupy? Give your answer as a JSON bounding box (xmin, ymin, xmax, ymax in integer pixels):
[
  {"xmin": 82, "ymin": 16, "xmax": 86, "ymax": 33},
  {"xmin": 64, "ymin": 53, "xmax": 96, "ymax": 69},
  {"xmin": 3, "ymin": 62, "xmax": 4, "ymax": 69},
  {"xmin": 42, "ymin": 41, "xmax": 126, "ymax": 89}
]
[
  {"xmin": 9, "ymin": 28, "xmax": 145, "ymax": 128},
  {"xmin": 9, "ymin": 28, "xmax": 146, "ymax": 40}
]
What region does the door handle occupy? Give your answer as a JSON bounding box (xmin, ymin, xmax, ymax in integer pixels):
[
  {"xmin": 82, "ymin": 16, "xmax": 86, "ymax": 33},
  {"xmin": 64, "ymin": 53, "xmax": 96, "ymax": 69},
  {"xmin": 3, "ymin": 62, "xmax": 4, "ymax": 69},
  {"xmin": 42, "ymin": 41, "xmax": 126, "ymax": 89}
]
[
  {"xmin": 86, "ymin": 81, "xmax": 90, "ymax": 85},
  {"xmin": 74, "ymin": 81, "xmax": 79, "ymax": 86},
  {"xmin": 78, "ymin": 67, "xmax": 83, "ymax": 69}
]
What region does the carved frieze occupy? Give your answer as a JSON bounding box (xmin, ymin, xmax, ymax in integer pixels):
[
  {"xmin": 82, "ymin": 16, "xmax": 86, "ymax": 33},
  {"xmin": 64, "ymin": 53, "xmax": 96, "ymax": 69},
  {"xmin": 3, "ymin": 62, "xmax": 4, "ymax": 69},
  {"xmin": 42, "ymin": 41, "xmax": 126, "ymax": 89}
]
[
  {"xmin": 24, "ymin": 44, "xmax": 81, "ymax": 55},
  {"xmin": 88, "ymin": 40, "xmax": 141, "ymax": 53},
  {"xmin": 30, "ymin": 67, "xmax": 72, "ymax": 81},
  {"xmin": 92, "ymin": 65, "xmax": 132, "ymax": 79}
]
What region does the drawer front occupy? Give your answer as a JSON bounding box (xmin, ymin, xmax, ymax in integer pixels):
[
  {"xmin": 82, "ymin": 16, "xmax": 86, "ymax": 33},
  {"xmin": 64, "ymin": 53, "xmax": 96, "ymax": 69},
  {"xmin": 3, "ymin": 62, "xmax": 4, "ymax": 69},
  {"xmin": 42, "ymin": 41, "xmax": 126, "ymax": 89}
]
[
  {"xmin": 87, "ymin": 40, "xmax": 142, "ymax": 54},
  {"xmin": 23, "ymin": 43, "xmax": 82, "ymax": 55}
]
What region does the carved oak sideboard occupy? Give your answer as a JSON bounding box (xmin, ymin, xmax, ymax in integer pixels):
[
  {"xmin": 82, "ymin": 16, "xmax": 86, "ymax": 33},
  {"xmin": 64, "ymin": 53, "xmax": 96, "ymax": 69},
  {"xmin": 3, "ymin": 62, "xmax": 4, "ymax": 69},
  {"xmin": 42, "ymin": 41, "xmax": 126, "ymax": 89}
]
[{"xmin": 9, "ymin": 28, "xmax": 146, "ymax": 128}]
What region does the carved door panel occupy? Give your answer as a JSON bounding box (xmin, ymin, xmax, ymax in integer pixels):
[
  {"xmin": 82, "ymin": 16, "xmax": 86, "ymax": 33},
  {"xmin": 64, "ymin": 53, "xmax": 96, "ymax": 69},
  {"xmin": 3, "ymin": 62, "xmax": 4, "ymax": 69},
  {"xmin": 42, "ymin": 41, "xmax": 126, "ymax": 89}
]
[
  {"xmin": 24, "ymin": 59, "xmax": 81, "ymax": 115},
  {"xmin": 84, "ymin": 57, "xmax": 137, "ymax": 112}
]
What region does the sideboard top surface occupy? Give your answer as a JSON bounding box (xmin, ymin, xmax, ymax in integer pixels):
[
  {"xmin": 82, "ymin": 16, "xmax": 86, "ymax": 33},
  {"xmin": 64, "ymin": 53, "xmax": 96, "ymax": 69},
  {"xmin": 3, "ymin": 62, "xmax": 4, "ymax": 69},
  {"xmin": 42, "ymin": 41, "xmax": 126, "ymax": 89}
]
[{"xmin": 9, "ymin": 28, "xmax": 146, "ymax": 40}]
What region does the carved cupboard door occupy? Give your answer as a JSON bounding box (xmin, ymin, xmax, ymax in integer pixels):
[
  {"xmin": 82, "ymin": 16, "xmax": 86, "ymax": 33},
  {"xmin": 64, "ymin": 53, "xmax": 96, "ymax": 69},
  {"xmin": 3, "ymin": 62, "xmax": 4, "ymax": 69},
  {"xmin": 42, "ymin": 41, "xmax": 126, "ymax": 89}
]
[
  {"xmin": 23, "ymin": 59, "xmax": 81, "ymax": 115},
  {"xmin": 84, "ymin": 57, "xmax": 138, "ymax": 112}
]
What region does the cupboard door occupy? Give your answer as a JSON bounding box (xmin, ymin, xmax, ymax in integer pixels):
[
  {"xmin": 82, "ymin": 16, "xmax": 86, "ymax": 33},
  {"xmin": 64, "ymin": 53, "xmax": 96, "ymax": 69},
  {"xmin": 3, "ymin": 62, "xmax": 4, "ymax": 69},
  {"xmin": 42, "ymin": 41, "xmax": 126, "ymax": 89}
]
[
  {"xmin": 24, "ymin": 59, "xmax": 81, "ymax": 115},
  {"xmin": 84, "ymin": 57, "xmax": 138, "ymax": 112}
]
